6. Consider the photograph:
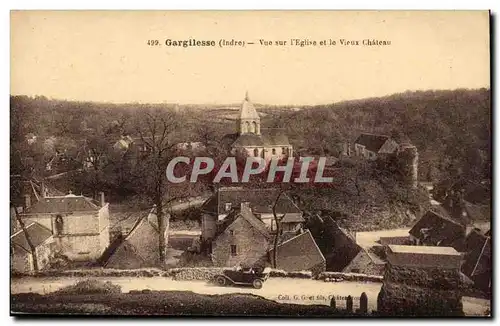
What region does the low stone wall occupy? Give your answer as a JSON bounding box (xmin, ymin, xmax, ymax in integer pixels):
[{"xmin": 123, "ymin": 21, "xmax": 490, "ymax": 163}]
[
  {"xmin": 13, "ymin": 267, "xmax": 382, "ymax": 283},
  {"xmin": 11, "ymin": 268, "xmax": 169, "ymax": 278},
  {"xmin": 171, "ymin": 268, "xmax": 314, "ymax": 281},
  {"xmin": 170, "ymin": 267, "xmax": 226, "ymax": 281},
  {"xmin": 318, "ymin": 272, "xmax": 383, "ymax": 283},
  {"xmin": 268, "ymin": 270, "xmax": 312, "ymax": 279}
]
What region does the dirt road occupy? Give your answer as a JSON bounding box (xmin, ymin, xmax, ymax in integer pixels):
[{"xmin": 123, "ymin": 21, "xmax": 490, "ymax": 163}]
[{"xmin": 11, "ymin": 276, "xmax": 489, "ymax": 315}]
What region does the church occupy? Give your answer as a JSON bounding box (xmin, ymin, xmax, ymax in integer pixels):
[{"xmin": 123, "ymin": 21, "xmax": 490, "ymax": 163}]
[{"xmin": 223, "ymin": 93, "xmax": 293, "ymax": 161}]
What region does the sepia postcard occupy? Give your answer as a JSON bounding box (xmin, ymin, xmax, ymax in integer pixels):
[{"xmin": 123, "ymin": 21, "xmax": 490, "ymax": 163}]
[{"xmin": 10, "ymin": 10, "xmax": 491, "ymax": 317}]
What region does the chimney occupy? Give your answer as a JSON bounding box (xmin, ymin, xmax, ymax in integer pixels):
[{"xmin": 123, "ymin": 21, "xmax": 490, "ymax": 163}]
[
  {"xmin": 100, "ymin": 192, "xmax": 106, "ymax": 207},
  {"xmin": 24, "ymin": 194, "xmax": 31, "ymax": 209}
]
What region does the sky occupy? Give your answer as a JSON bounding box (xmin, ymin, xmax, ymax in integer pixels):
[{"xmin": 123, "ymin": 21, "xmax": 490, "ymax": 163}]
[{"xmin": 10, "ymin": 11, "xmax": 490, "ymax": 105}]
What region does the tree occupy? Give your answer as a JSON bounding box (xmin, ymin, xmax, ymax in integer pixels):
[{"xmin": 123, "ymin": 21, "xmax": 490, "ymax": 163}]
[
  {"xmin": 132, "ymin": 108, "xmax": 201, "ymax": 264},
  {"xmin": 10, "ymin": 203, "xmax": 38, "ymax": 271},
  {"xmin": 271, "ymin": 187, "xmax": 288, "ymax": 268}
]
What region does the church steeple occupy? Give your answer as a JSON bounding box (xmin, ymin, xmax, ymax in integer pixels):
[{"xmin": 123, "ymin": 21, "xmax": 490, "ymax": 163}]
[{"xmin": 237, "ymin": 92, "xmax": 260, "ymax": 135}]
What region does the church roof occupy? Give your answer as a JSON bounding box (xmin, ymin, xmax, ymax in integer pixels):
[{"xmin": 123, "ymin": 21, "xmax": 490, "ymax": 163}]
[
  {"xmin": 239, "ymin": 92, "xmax": 260, "ymax": 120},
  {"xmin": 262, "ymin": 128, "xmax": 290, "ymax": 146},
  {"xmin": 231, "ymin": 129, "xmax": 291, "ymax": 148},
  {"xmin": 232, "ymin": 134, "xmax": 265, "ymax": 147}
]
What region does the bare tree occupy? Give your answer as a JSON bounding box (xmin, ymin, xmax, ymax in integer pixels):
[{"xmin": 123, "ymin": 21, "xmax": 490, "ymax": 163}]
[
  {"xmin": 11, "ymin": 203, "xmax": 38, "ymax": 271},
  {"xmin": 271, "ymin": 188, "xmax": 287, "ymax": 269},
  {"xmin": 133, "ymin": 108, "xmax": 199, "ymax": 264}
]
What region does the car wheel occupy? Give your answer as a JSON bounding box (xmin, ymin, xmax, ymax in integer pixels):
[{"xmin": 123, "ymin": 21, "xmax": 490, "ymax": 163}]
[
  {"xmin": 252, "ymin": 279, "xmax": 263, "ymax": 289},
  {"xmin": 216, "ymin": 276, "xmax": 226, "ymax": 286}
]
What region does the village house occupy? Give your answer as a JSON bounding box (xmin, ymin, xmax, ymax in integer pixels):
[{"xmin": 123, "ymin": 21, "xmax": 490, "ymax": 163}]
[
  {"xmin": 408, "ymin": 205, "xmax": 466, "ymax": 251},
  {"xmin": 461, "ymin": 228, "xmax": 491, "ymax": 292},
  {"xmin": 307, "ymin": 214, "xmax": 385, "ymax": 275},
  {"xmin": 200, "ymin": 187, "xmax": 304, "ymax": 247},
  {"xmin": 11, "ymin": 222, "xmax": 54, "ymax": 273},
  {"xmin": 211, "ymin": 202, "xmax": 272, "ymax": 268},
  {"xmin": 19, "ymin": 191, "xmax": 110, "ymax": 262},
  {"xmin": 222, "ymin": 93, "xmax": 293, "ymax": 161},
  {"xmin": 211, "ymin": 202, "xmax": 324, "ymax": 272},
  {"xmin": 10, "ymin": 176, "xmax": 65, "ymax": 233},
  {"xmin": 268, "ymin": 230, "xmax": 326, "ymax": 274},
  {"xmin": 353, "ymin": 133, "xmax": 399, "ymax": 160},
  {"xmin": 105, "ymin": 207, "xmax": 169, "ymax": 269},
  {"xmin": 440, "ymin": 179, "xmax": 491, "ymax": 232}
]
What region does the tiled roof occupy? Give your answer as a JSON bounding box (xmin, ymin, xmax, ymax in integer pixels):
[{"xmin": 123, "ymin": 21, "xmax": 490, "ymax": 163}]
[
  {"xmin": 238, "ymin": 207, "xmax": 272, "ymax": 240},
  {"xmin": 409, "ymin": 206, "xmax": 466, "ymax": 249},
  {"xmin": 281, "ymin": 213, "xmax": 305, "ymax": 223},
  {"xmin": 202, "ymin": 187, "xmax": 302, "ymax": 216},
  {"xmin": 462, "ymin": 236, "xmax": 491, "ymax": 277},
  {"xmin": 269, "ymin": 230, "xmax": 325, "ymax": 272},
  {"xmin": 11, "ymin": 222, "xmax": 52, "ymax": 252},
  {"xmin": 464, "ymin": 201, "xmax": 491, "ymax": 222},
  {"xmin": 261, "ymin": 128, "xmax": 291, "ymax": 146},
  {"xmin": 354, "ymin": 133, "xmax": 390, "ymax": 153},
  {"xmin": 326, "ymin": 223, "xmax": 362, "ymax": 271},
  {"xmin": 464, "ymin": 229, "xmax": 487, "ymax": 253},
  {"xmin": 22, "ymin": 195, "xmax": 101, "ymax": 214},
  {"xmin": 217, "ymin": 206, "xmax": 272, "ymax": 241},
  {"xmin": 232, "ymin": 133, "xmax": 265, "ymax": 147},
  {"xmin": 231, "ymin": 129, "xmax": 291, "ymax": 147},
  {"xmin": 105, "ymin": 207, "xmax": 166, "ymax": 268}
]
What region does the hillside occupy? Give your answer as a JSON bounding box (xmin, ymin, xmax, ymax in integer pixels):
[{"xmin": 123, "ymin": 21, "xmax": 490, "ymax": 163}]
[
  {"xmin": 10, "ymin": 89, "xmax": 490, "ymax": 222},
  {"xmin": 265, "ymin": 88, "xmax": 491, "ymax": 184}
]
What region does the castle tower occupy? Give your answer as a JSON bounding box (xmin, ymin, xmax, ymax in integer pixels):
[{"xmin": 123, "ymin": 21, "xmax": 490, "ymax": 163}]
[
  {"xmin": 399, "ymin": 142, "xmax": 418, "ymax": 189},
  {"xmin": 237, "ymin": 92, "xmax": 260, "ymax": 135}
]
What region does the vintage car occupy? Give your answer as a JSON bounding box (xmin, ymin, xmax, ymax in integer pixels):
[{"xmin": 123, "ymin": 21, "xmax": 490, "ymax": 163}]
[{"xmin": 213, "ymin": 267, "xmax": 271, "ymax": 289}]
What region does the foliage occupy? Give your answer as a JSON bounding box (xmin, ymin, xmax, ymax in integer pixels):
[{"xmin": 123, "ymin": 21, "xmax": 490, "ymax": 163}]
[{"xmin": 54, "ymin": 279, "xmax": 122, "ymax": 295}]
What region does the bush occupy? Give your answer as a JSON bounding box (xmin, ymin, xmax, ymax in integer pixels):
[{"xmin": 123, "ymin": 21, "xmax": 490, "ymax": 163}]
[{"xmin": 54, "ymin": 279, "xmax": 122, "ymax": 295}]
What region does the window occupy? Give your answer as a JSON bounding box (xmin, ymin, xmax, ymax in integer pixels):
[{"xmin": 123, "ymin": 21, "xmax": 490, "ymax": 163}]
[
  {"xmin": 282, "ymin": 147, "xmax": 286, "ymax": 154},
  {"xmin": 225, "ymin": 203, "xmax": 232, "ymax": 211},
  {"xmin": 229, "ymin": 230, "xmax": 234, "ymax": 236},
  {"xmin": 251, "ymin": 121, "xmax": 257, "ymax": 133},
  {"xmin": 230, "ymin": 245, "xmax": 237, "ymax": 256},
  {"xmin": 55, "ymin": 215, "xmax": 63, "ymax": 235},
  {"xmin": 254, "ymin": 148, "xmax": 259, "ymax": 157},
  {"xmin": 272, "ymin": 148, "xmax": 276, "ymax": 155}
]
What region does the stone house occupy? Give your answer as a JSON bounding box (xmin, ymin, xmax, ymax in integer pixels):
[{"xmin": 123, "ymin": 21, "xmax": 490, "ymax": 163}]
[
  {"xmin": 408, "ymin": 205, "xmax": 466, "ymax": 250},
  {"xmin": 222, "ymin": 93, "xmax": 293, "ymax": 161},
  {"xmin": 461, "ymin": 229, "xmax": 491, "ymax": 292},
  {"xmin": 11, "ymin": 222, "xmax": 54, "ymax": 272},
  {"xmin": 211, "ymin": 202, "xmax": 272, "ymax": 268},
  {"xmin": 200, "ymin": 187, "xmax": 304, "ymax": 246},
  {"xmin": 105, "ymin": 207, "xmax": 169, "ymax": 269},
  {"xmin": 19, "ymin": 191, "xmax": 110, "ymax": 262},
  {"xmin": 354, "ymin": 133, "xmax": 398, "ymax": 160}
]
